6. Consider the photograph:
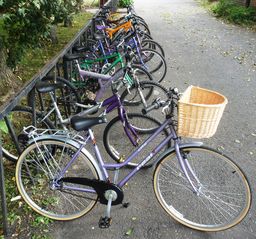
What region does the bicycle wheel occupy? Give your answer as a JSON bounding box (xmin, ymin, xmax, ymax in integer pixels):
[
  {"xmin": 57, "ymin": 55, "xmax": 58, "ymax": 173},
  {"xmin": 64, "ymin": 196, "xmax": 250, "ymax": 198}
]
[
  {"xmin": 141, "ymin": 39, "xmax": 165, "ymax": 57},
  {"xmin": 41, "ymin": 76, "xmax": 81, "ymax": 116},
  {"xmin": 1, "ymin": 106, "xmax": 54, "ymax": 163},
  {"xmin": 132, "ymin": 65, "xmax": 154, "ymax": 82},
  {"xmin": 153, "ymin": 146, "xmax": 251, "ymax": 231},
  {"xmin": 103, "ymin": 113, "xmax": 169, "ymax": 168},
  {"xmin": 136, "ymin": 21, "xmax": 151, "ymax": 36},
  {"xmin": 132, "ymin": 48, "xmax": 167, "ymax": 82},
  {"xmin": 16, "ymin": 140, "xmax": 99, "ymax": 220},
  {"xmin": 121, "ymin": 81, "xmax": 168, "ymax": 121}
]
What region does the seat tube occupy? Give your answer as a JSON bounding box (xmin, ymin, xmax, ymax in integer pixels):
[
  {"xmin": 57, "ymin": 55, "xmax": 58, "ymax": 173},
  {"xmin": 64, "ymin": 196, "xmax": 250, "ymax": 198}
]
[{"xmin": 88, "ymin": 129, "xmax": 109, "ymax": 179}]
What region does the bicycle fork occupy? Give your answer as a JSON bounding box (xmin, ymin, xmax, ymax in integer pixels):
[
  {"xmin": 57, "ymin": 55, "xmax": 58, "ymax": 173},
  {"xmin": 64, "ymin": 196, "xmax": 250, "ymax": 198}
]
[{"xmin": 174, "ymin": 140, "xmax": 201, "ymax": 195}]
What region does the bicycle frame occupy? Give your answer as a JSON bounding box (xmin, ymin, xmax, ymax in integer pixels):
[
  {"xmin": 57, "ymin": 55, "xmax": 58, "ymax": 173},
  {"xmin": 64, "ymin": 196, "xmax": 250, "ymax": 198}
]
[
  {"xmin": 41, "ymin": 68, "xmax": 139, "ymax": 146},
  {"xmin": 54, "ymin": 116, "xmax": 201, "ymax": 195},
  {"xmin": 88, "ymin": 25, "xmax": 150, "ymax": 71},
  {"xmin": 75, "ymin": 64, "xmax": 133, "ymax": 101},
  {"xmin": 80, "ymin": 51, "xmax": 125, "ymax": 75}
]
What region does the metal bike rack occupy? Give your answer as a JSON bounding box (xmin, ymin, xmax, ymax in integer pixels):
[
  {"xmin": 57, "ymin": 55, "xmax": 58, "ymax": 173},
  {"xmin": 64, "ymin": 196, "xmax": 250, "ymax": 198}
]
[
  {"xmin": 0, "ymin": 0, "xmax": 119, "ymax": 235},
  {"xmin": 0, "ymin": 145, "xmax": 8, "ymax": 236}
]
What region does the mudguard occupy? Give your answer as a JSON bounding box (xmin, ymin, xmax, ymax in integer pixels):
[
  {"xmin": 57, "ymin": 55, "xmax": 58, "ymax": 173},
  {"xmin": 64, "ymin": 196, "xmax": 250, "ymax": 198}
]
[{"xmin": 153, "ymin": 142, "xmax": 204, "ymax": 168}]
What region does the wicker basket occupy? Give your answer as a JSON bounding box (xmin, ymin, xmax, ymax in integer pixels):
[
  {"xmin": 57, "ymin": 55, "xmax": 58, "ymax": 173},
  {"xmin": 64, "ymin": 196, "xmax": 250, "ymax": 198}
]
[{"xmin": 178, "ymin": 85, "xmax": 228, "ymax": 138}]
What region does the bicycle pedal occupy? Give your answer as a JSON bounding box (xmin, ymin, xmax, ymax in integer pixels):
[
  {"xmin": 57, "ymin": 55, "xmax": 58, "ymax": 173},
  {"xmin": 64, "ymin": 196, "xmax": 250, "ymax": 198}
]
[{"xmin": 98, "ymin": 216, "xmax": 112, "ymax": 229}]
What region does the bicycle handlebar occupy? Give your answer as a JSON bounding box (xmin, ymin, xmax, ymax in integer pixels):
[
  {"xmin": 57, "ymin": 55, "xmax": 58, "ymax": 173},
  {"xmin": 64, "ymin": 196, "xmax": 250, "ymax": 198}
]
[
  {"xmin": 142, "ymin": 98, "xmax": 168, "ymax": 115},
  {"xmin": 142, "ymin": 88, "xmax": 180, "ymax": 115}
]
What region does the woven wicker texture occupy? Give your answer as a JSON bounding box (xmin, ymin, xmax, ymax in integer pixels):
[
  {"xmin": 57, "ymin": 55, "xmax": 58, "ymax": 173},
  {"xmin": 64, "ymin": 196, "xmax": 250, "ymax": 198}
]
[{"xmin": 178, "ymin": 85, "xmax": 228, "ymax": 138}]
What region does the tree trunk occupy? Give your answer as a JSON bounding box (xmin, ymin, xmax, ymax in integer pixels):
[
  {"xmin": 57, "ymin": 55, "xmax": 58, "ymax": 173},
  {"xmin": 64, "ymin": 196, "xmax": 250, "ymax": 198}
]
[
  {"xmin": 245, "ymin": 0, "xmax": 251, "ymax": 7},
  {"xmin": 0, "ymin": 39, "xmax": 21, "ymax": 104}
]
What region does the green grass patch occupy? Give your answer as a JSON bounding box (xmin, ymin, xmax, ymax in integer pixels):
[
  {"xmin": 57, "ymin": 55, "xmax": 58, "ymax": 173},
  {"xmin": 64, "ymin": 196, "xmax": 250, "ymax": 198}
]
[
  {"xmin": 200, "ymin": 0, "xmax": 256, "ymax": 26},
  {"xmin": 0, "ymin": 163, "xmax": 53, "ymax": 238},
  {"xmin": 17, "ymin": 12, "xmax": 92, "ymax": 82}
]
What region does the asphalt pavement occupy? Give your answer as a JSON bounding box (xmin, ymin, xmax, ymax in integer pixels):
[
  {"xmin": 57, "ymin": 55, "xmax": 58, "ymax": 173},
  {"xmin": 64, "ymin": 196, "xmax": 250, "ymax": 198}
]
[{"xmin": 51, "ymin": 0, "xmax": 256, "ymax": 238}]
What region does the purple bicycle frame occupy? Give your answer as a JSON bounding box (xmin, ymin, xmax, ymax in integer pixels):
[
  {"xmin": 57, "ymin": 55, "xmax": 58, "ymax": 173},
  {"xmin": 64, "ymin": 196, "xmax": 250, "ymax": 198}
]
[
  {"xmin": 57, "ymin": 118, "xmax": 172, "ymax": 193},
  {"xmin": 57, "ymin": 116, "xmax": 200, "ymax": 194}
]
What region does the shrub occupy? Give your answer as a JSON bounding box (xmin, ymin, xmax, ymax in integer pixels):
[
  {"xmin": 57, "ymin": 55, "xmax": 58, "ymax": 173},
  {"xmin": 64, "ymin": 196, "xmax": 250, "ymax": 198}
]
[
  {"xmin": 211, "ymin": 0, "xmax": 256, "ymax": 25},
  {"xmin": 0, "ymin": 0, "xmax": 83, "ymax": 68},
  {"xmin": 119, "ymin": 0, "xmax": 134, "ymax": 8}
]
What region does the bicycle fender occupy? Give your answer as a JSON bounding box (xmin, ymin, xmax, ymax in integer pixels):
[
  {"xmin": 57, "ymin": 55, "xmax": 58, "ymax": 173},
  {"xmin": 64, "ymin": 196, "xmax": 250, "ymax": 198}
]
[
  {"xmin": 153, "ymin": 142, "xmax": 204, "ymax": 167},
  {"xmin": 27, "ymin": 135, "xmax": 104, "ymax": 180}
]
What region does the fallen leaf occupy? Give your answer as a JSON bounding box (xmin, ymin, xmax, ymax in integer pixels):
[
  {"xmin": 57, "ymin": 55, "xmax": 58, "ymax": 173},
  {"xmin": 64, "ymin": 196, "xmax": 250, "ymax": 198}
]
[
  {"xmin": 11, "ymin": 195, "xmax": 21, "ymax": 202},
  {"xmin": 125, "ymin": 228, "xmax": 134, "ymax": 236}
]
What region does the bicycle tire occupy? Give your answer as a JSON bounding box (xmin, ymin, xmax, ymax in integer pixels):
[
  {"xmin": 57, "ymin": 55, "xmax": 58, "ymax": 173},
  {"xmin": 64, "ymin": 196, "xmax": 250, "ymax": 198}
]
[
  {"xmin": 141, "ymin": 39, "xmax": 165, "ymax": 57},
  {"xmin": 136, "ymin": 21, "xmax": 151, "ymax": 36},
  {"xmin": 153, "ymin": 146, "xmax": 251, "ymax": 231},
  {"xmin": 16, "ymin": 139, "xmax": 99, "ymax": 220},
  {"xmin": 110, "ymin": 66, "xmax": 153, "ymax": 96},
  {"xmin": 41, "ymin": 76, "xmax": 82, "ymax": 115},
  {"xmin": 1, "ymin": 106, "xmax": 54, "ymax": 163},
  {"xmin": 120, "ymin": 80, "xmax": 169, "ymax": 121},
  {"xmin": 103, "ymin": 113, "xmax": 169, "ymax": 168},
  {"xmin": 132, "ymin": 48, "xmax": 167, "ymax": 82}
]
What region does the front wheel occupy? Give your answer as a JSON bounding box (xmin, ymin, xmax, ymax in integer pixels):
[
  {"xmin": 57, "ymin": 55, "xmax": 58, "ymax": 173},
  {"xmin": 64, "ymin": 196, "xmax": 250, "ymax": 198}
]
[
  {"xmin": 16, "ymin": 140, "xmax": 99, "ymax": 220},
  {"xmin": 121, "ymin": 81, "xmax": 169, "ymax": 122},
  {"xmin": 132, "ymin": 48, "xmax": 167, "ymax": 82},
  {"xmin": 153, "ymin": 146, "xmax": 251, "ymax": 231}
]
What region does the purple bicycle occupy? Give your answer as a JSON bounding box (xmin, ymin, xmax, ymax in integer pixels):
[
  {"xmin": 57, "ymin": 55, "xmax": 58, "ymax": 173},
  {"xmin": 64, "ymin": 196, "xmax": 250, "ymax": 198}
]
[{"xmin": 15, "ymin": 88, "xmax": 251, "ymax": 232}]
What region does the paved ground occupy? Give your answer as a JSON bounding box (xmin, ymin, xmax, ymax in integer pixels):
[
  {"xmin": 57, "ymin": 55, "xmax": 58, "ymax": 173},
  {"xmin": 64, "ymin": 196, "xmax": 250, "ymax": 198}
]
[{"xmin": 52, "ymin": 1, "xmax": 256, "ymax": 238}]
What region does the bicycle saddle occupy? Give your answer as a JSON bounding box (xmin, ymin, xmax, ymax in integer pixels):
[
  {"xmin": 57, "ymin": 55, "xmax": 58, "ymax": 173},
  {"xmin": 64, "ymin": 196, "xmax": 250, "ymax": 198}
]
[
  {"xmin": 35, "ymin": 81, "xmax": 64, "ymax": 94},
  {"xmin": 71, "ymin": 116, "xmax": 107, "ymax": 131}
]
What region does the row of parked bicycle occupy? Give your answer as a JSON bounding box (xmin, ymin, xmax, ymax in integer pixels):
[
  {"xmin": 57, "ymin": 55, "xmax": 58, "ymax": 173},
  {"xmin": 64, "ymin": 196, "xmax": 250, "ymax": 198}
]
[{"xmin": 3, "ymin": 5, "xmax": 252, "ymax": 232}]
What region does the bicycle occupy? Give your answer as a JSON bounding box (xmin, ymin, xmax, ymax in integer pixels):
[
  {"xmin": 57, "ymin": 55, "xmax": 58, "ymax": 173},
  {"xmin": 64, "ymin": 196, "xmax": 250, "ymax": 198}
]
[
  {"xmin": 16, "ymin": 88, "xmax": 251, "ymax": 232},
  {"xmin": 4, "ymin": 66, "xmax": 169, "ymax": 163},
  {"xmin": 81, "ymin": 23, "xmax": 167, "ymax": 82}
]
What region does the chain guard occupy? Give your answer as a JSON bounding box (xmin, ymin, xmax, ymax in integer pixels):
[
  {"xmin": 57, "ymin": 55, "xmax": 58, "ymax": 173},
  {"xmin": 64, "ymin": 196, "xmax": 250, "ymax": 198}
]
[{"xmin": 60, "ymin": 177, "xmax": 124, "ymax": 205}]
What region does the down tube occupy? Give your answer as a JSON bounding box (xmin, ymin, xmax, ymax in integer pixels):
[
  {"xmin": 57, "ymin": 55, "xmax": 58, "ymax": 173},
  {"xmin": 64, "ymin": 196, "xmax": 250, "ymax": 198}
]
[{"xmin": 119, "ymin": 130, "xmax": 173, "ymax": 187}]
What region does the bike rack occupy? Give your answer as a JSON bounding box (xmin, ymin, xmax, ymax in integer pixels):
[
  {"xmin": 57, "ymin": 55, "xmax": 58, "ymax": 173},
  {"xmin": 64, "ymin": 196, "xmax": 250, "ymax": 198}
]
[{"xmin": 0, "ymin": 0, "xmax": 119, "ymax": 236}]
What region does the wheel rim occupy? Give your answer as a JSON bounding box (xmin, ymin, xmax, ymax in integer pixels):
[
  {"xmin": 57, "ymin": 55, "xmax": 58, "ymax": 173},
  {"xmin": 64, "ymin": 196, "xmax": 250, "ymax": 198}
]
[
  {"xmin": 154, "ymin": 147, "xmax": 251, "ymax": 231},
  {"xmin": 16, "ymin": 140, "xmax": 99, "ymax": 220}
]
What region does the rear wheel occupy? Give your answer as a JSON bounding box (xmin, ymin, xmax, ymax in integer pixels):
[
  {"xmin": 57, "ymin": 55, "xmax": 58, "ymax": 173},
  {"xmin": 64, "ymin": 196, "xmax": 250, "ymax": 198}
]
[
  {"xmin": 141, "ymin": 39, "xmax": 165, "ymax": 57},
  {"xmin": 153, "ymin": 146, "xmax": 251, "ymax": 231},
  {"xmin": 1, "ymin": 106, "xmax": 54, "ymax": 163},
  {"xmin": 132, "ymin": 48, "xmax": 167, "ymax": 82},
  {"xmin": 103, "ymin": 113, "xmax": 169, "ymax": 168},
  {"xmin": 40, "ymin": 76, "xmax": 82, "ymax": 116},
  {"xmin": 16, "ymin": 139, "xmax": 99, "ymax": 220}
]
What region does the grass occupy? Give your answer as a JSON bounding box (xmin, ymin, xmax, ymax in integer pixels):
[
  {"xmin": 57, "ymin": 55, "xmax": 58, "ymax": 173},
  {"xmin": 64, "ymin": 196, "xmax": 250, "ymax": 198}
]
[
  {"xmin": 0, "ymin": 11, "xmax": 93, "ymax": 238},
  {"xmin": 17, "ymin": 12, "xmax": 93, "ymax": 82},
  {"xmin": 0, "ymin": 162, "xmax": 53, "ymax": 238},
  {"xmin": 0, "ymin": 11, "xmax": 92, "ymax": 104},
  {"xmin": 199, "ymin": 0, "xmax": 256, "ymax": 27}
]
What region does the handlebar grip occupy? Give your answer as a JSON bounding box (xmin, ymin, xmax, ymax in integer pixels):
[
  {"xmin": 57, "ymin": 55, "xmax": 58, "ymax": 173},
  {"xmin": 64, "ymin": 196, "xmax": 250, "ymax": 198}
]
[{"xmin": 142, "ymin": 103, "xmax": 159, "ymax": 115}]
